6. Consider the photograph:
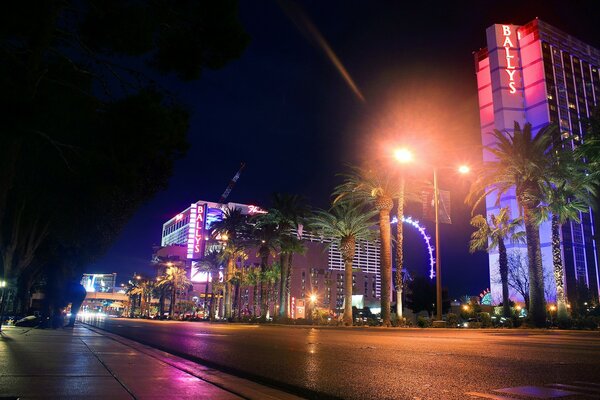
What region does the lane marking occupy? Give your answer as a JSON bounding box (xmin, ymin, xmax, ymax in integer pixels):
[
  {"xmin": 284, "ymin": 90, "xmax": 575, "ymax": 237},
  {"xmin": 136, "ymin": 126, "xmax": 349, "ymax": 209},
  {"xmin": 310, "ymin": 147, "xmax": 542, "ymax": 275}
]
[
  {"xmin": 495, "ymin": 385, "xmax": 578, "ymax": 398},
  {"xmin": 465, "ymin": 392, "xmax": 515, "ymax": 399}
]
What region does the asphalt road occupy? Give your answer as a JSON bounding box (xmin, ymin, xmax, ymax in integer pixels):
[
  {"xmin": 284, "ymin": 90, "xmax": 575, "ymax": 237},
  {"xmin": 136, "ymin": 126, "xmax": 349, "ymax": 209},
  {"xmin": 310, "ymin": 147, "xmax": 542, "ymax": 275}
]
[{"xmin": 82, "ymin": 317, "xmax": 600, "ymax": 399}]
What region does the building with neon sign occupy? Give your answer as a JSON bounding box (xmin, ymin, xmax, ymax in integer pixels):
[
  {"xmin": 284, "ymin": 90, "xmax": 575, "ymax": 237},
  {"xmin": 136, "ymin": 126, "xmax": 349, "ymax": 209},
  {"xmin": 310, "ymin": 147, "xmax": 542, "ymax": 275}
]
[
  {"xmin": 475, "ymin": 19, "xmax": 600, "ymax": 304},
  {"xmin": 159, "ymin": 199, "xmax": 382, "ymax": 315}
]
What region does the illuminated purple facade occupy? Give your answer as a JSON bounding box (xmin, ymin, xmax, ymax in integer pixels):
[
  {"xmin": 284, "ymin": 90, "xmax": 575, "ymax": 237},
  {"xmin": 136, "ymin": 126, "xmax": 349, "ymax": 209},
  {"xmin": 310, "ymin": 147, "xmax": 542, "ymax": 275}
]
[{"xmin": 475, "ymin": 19, "xmax": 600, "ymax": 304}]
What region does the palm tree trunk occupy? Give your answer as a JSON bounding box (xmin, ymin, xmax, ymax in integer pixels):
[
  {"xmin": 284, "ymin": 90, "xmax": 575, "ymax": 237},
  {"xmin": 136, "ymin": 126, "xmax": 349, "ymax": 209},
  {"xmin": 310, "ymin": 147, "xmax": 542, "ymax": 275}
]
[
  {"xmin": 170, "ymin": 285, "xmax": 176, "ymax": 318},
  {"xmin": 379, "ymin": 208, "xmax": 393, "ymax": 327},
  {"xmin": 498, "ymin": 238, "xmax": 511, "ymax": 318},
  {"xmin": 524, "ymin": 207, "xmax": 546, "ymax": 327},
  {"xmin": 204, "ymin": 276, "xmax": 210, "ymax": 316},
  {"xmin": 343, "ymin": 258, "xmax": 354, "ymax": 326},
  {"xmin": 260, "ymin": 250, "xmax": 269, "ymax": 318},
  {"xmin": 551, "ymin": 215, "xmax": 568, "ymax": 321},
  {"xmin": 278, "ymin": 253, "xmax": 290, "ymax": 318},
  {"xmin": 395, "ymin": 181, "xmax": 405, "ymax": 318},
  {"xmin": 225, "ymin": 257, "xmax": 235, "ymax": 318}
]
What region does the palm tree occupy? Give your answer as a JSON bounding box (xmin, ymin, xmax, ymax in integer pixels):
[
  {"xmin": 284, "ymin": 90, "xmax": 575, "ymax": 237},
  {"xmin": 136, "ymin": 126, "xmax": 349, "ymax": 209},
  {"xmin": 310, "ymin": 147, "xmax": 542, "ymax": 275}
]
[
  {"xmin": 263, "ymin": 262, "xmax": 281, "ymax": 319},
  {"xmin": 538, "ymin": 150, "xmax": 595, "ymax": 322},
  {"xmin": 394, "ymin": 172, "xmax": 423, "ymax": 318},
  {"xmin": 469, "ymin": 207, "xmax": 523, "ymax": 317},
  {"xmin": 467, "ymin": 122, "xmax": 556, "ymax": 327},
  {"xmin": 252, "ymin": 216, "xmax": 278, "ymax": 318},
  {"xmin": 263, "ymin": 193, "xmax": 309, "ymax": 319},
  {"xmin": 196, "ymin": 249, "xmax": 222, "ymax": 317},
  {"xmin": 334, "ymin": 164, "xmax": 403, "ymax": 326},
  {"xmin": 210, "ymin": 207, "xmax": 250, "ymax": 318},
  {"xmin": 157, "ymin": 265, "xmax": 192, "ymax": 318},
  {"xmin": 310, "ymin": 202, "xmax": 378, "ymax": 325}
]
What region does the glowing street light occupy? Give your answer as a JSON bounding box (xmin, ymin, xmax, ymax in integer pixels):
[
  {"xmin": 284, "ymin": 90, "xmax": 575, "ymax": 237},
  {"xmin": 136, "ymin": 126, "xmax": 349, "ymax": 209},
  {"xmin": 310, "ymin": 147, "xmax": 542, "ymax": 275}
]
[
  {"xmin": 394, "ymin": 148, "xmax": 413, "ymax": 164},
  {"xmin": 458, "ymin": 165, "xmax": 470, "ymax": 174}
]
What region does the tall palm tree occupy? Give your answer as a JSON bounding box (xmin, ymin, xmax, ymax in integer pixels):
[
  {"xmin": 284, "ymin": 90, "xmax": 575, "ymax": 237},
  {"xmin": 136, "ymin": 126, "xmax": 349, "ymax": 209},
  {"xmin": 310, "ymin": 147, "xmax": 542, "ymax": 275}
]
[
  {"xmin": 210, "ymin": 207, "xmax": 250, "ymax": 318},
  {"xmin": 157, "ymin": 265, "xmax": 192, "ymax": 318},
  {"xmin": 252, "ymin": 216, "xmax": 278, "ymax": 318},
  {"xmin": 310, "ymin": 202, "xmax": 378, "ymax": 325},
  {"xmin": 469, "ymin": 207, "xmax": 523, "ymax": 317},
  {"xmin": 263, "ymin": 193, "xmax": 309, "ymax": 319},
  {"xmin": 196, "ymin": 249, "xmax": 222, "ymax": 316},
  {"xmin": 394, "ymin": 172, "xmax": 423, "ymax": 318},
  {"xmin": 538, "ymin": 150, "xmax": 595, "ymax": 322},
  {"xmin": 467, "ymin": 122, "xmax": 556, "ymax": 327},
  {"xmin": 334, "ymin": 164, "xmax": 403, "ymax": 326},
  {"xmin": 263, "ymin": 262, "xmax": 281, "ymax": 319}
]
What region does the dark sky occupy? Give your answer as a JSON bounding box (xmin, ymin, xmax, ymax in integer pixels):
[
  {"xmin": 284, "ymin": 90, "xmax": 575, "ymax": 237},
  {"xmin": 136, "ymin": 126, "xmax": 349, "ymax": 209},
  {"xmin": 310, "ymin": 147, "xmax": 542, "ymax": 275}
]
[{"xmin": 88, "ymin": 1, "xmax": 600, "ymax": 297}]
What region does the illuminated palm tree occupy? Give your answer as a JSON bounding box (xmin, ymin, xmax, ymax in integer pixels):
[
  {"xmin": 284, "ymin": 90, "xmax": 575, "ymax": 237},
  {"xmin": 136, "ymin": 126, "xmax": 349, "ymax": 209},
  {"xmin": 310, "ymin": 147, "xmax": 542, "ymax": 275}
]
[
  {"xmin": 251, "ymin": 217, "xmax": 278, "ymax": 318},
  {"xmin": 196, "ymin": 249, "xmax": 222, "ymax": 316},
  {"xmin": 335, "ymin": 164, "xmax": 403, "ymax": 326},
  {"xmin": 538, "ymin": 150, "xmax": 595, "ymax": 322},
  {"xmin": 210, "ymin": 207, "xmax": 250, "ymax": 318},
  {"xmin": 469, "ymin": 207, "xmax": 523, "ymax": 318},
  {"xmin": 310, "ymin": 202, "xmax": 378, "ymax": 325},
  {"xmin": 394, "ymin": 172, "xmax": 423, "ymax": 318},
  {"xmin": 467, "ymin": 122, "xmax": 556, "ymax": 327},
  {"xmin": 157, "ymin": 266, "xmax": 192, "ymax": 318}
]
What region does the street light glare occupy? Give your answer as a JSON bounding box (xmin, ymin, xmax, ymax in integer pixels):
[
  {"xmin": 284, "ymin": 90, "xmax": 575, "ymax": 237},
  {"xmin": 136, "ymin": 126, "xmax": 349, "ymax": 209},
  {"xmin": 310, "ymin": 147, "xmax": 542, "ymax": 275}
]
[
  {"xmin": 394, "ymin": 148, "xmax": 413, "ymax": 163},
  {"xmin": 458, "ymin": 165, "xmax": 470, "ymax": 174},
  {"xmin": 309, "ymin": 294, "xmax": 317, "ymax": 303}
]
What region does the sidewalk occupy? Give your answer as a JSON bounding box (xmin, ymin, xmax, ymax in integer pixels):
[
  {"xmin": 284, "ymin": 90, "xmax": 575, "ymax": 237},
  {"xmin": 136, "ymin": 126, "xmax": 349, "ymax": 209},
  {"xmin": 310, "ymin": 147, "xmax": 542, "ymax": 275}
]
[{"xmin": 0, "ymin": 323, "xmax": 304, "ymax": 400}]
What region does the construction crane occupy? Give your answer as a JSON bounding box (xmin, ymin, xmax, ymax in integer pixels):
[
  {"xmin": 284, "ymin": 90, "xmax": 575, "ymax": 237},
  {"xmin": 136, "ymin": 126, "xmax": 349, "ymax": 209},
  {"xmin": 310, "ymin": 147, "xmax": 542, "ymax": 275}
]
[{"xmin": 218, "ymin": 162, "xmax": 245, "ymax": 205}]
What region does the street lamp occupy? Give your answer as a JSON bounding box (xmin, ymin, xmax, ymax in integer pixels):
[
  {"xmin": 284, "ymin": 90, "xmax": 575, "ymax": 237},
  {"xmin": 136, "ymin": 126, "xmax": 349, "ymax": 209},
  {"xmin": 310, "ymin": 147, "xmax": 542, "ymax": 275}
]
[
  {"xmin": 0, "ymin": 279, "xmax": 6, "ymax": 332},
  {"xmin": 394, "ymin": 147, "xmax": 469, "ymax": 322}
]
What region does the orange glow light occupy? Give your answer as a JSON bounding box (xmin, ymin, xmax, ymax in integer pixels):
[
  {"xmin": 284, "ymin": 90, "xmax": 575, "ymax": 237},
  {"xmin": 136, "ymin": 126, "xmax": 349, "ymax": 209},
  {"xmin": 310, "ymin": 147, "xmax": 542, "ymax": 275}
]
[{"xmin": 394, "ymin": 148, "xmax": 413, "ymax": 163}]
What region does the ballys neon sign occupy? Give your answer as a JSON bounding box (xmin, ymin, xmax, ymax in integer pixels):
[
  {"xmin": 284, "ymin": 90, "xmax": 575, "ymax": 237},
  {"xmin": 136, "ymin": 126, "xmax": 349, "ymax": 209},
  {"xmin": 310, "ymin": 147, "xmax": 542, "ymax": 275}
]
[
  {"xmin": 193, "ymin": 204, "xmax": 205, "ymax": 255},
  {"xmin": 501, "ymin": 25, "xmax": 518, "ymax": 94}
]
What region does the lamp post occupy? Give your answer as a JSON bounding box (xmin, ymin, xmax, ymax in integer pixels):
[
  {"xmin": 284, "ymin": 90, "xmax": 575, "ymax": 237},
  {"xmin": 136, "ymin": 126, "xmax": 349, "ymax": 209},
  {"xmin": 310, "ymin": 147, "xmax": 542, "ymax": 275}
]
[
  {"xmin": 394, "ymin": 148, "xmax": 469, "ymax": 322},
  {"xmin": 0, "ymin": 279, "xmax": 6, "ymax": 332}
]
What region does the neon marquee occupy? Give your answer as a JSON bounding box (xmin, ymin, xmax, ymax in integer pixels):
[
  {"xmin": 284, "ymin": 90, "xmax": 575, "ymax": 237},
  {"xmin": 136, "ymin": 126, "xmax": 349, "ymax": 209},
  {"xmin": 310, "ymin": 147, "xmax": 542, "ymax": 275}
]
[
  {"xmin": 187, "ymin": 203, "xmax": 207, "ymax": 259},
  {"xmin": 501, "ymin": 25, "xmax": 518, "ymax": 94}
]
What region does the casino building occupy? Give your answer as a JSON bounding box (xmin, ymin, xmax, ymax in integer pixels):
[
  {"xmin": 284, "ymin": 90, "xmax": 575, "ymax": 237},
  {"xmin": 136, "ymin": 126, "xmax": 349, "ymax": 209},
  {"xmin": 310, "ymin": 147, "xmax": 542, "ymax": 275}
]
[
  {"xmin": 159, "ymin": 200, "xmax": 382, "ymax": 316},
  {"xmin": 475, "ymin": 19, "xmax": 600, "ymax": 304}
]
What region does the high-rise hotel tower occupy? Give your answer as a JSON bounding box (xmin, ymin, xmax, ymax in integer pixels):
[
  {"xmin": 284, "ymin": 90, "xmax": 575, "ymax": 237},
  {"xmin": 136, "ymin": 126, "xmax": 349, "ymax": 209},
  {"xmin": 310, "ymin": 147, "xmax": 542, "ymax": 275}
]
[{"xmin": 475, "ymin": 19, "xmax": 600, "ymax": 304}]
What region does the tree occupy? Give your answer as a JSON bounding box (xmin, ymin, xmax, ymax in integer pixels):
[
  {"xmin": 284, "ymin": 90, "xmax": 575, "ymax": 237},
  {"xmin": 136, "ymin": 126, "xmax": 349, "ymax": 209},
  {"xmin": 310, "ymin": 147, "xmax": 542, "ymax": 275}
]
[
  {"xmin": 537, "ymin": 150, "xmax": 595, "ymax": 322},
  {"xmin": 394, "ymin": 173, "xmax": 423, "ymax": 318},
  {"xmin": 263, "ymin": 262, "xmax": 281, "ymax": 319},
  {"xmin": 0, "ymin": 1, "xmax": 249, "ymax": 315},
  {"xmin": 469, "ymin": 207, "xmax": 523, "ymax": 317},
  {"xmin": 262, "ymin": 193, "xmax": 309, "ymax": 319},
  {"xmin": 196, "ymin": 249, "xmax": 222, "ymax": 316},
  {"xmin": 467, "ymin": 122, "xmax": 556, "ymax": 327},
  {"xmin": 506, "ymin": 252, "xmax": 530, "ymax": 310},
  {"xmin": 251, "ymin": 216, "xmax": 278, "ymax": 318},
  {"xmin": 335, "ymin": 164, "xmax": 404, "ymax": 326},
  {"xmin": 210, "ymin": 207, "xmax": 250, "ymax": 318},
  {"xmin": 157, "ymin": 266, "xmax": 192, "ymax": 318},
  {"xmin": 310, "ymin": 202, "xmax": 378, "ymax": 325}
]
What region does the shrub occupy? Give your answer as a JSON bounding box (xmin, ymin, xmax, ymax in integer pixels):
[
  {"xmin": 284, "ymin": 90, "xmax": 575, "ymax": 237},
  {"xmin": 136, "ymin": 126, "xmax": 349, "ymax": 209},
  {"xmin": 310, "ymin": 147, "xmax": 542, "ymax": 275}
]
[
  {"xmin": 446, "ymin": 313, "xmax": 459, "ymax": 328},
  {"xmin": 417, "ymin": 316, "xmax": 431, "ymax": 328},
  {"xmin": 478, "ymin": 312, "xmax": 492, "ymax": 328}
]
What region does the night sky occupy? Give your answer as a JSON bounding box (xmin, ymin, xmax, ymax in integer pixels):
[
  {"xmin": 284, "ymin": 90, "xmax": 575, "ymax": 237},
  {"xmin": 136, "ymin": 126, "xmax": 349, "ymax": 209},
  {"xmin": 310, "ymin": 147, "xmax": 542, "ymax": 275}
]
[{"xmin": 88, "ymin": 1, "xmax": 600, "ymax": 297}]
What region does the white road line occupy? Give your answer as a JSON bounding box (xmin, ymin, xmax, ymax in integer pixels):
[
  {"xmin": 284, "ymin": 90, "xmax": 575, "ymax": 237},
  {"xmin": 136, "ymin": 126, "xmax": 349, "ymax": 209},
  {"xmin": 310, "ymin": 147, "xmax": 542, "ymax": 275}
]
[{"xmin": 465, "ymin": 392, "xmax": 516, "ymax": 399}]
